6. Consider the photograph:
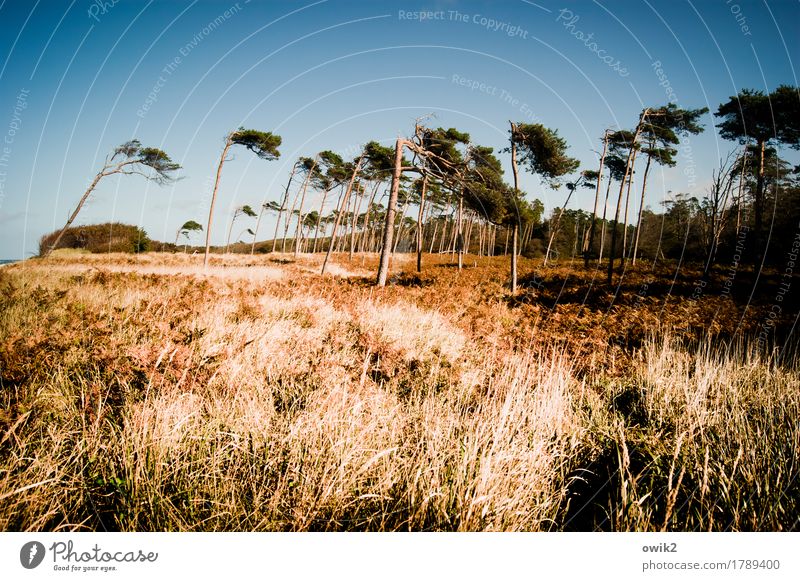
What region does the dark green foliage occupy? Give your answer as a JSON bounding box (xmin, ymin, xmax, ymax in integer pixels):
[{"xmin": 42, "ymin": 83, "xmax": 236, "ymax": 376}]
[
  {"xmin": 180, "ymin": 220, "xmax": 203, "ymax": 233},
  {"xmin": 230, "ymin": 128, "xmax": 282, "ymax": 160},
  {"xmin": 363, "ymin": 141, "xmax": 398, "ymax": 181},
  {"xmin": 510, "ymin": 123, "xmax": 580, "ymax": 187},
  {"xmin": 111, "ymin": 140, "xmax": 181, "ymax": 184},
  {"xmin": 715, "ymin": 89, "xmax": 777, "ymax": 145},
  {"xmin": 39, "ymin": 223, "xmax": 151, "ymax": 254}
]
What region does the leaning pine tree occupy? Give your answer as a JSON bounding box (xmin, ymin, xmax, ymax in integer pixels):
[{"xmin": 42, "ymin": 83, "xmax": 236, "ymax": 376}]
[
  {"xmin": 44, "ymin": 140, "xmax": 180, "ymax": 257},
  {"xmin": 204, "ymin": 128, "xmax": 281, "ymax": 266}
]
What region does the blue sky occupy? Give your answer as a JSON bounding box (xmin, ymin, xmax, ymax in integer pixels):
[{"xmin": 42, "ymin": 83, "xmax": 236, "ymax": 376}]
[{"xmin": 0, "ymin": 0, "xmax": 797, "ymax": 258}]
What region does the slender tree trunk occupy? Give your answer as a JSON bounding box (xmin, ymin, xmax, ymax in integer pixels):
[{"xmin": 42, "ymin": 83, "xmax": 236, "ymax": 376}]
[
  {"xmin": 511, "ymin": 225, "xmax": 519, "ymax": 292},
  {"xmin": 377, "ymin": 139, "xmax": 407, "ymax": 286},
  {"xmin": 272, "ymin": 163, "xmax": 299, "ymax": 253},
  {"xmin": 360, "ymin": 182, "xmax": 380, "ymax": 254},
  {"xmin": 608, "ymin": 110, "xmax": 647, "ymax": 283},
  {"xmin": 46, "ymin": 171, "xmax": 106, "ymax": 256},
  {"xmin": 429, "ymin": 220, "xmax": 439, "ymax": 254},
  {"xmin": 509, "ymin": 122, "xmax": 521, "ymax": 293},
  {"xmin": 322, "ymin": 154, "xmax": 363, "ymax": 275},
  {"xmin": 225, "ymin": 209, "xmax": 240, "ymax": 253},
  {"xmin": 585, "ymin": 129, "xmax": 609, "ymax": 267},
  {"xmin": 621, "ymin": 147, "xmax": 639, "ymax": 264},
  {"xmin": 204, "ymin": 138, "xmax": 233, "ymax": 267},
  {"xmin": 349, "ymin": 182, "xmax": 367, "ymax": 260},
  {"xmin": 282, "ymin": 171, "xmax": 307, "ymax": 253},
  {"xmin": 504, "ymin": 227, "xmax": 509, "ymax": 256},
  {"xmin": 465, "ymin": 214, "xmax": 475, "ymax": 257},
  {"xmin": 416, "ymin": 174, "xmax": 428, "ymax": 272},
  {"xmin": 632, "ymin": 149, "xmax": 654, "ymax": 265},
  {"xmin": 393, "ymin": 200, "xmax": 408, "ymax": 254},
  {"xmin": 544, "ymin": 186, "xmax": 578, "ymax": 266},
  {"xmin": 735, "ymin": 147, "xmax": 748, "ymax": 236},
  {"xmin": 439, "ymin": 214, "xmax": 448, "ymax": 254},
  {"xmin": 294, "ymin": 155, "xmax": 318, "ymax": 257},
  {"xmin": 755, "ymin": 139, "xmax": 766, "ymax": 264},
  {"xmin": 599, "ymin": 174, "xmax": 613, "ymax": 262},
  {"xmin": 457, "ymin": 194, "xmax": 464, "ymax": 271},
  {"xmin": 312, "ymin": 189, "xmax": 330, "ymax": 254}
]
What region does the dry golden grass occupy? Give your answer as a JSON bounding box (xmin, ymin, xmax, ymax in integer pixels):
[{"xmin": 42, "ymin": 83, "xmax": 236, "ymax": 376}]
[{"xmin": 0, "ymin": 251, "xmax": 797, "ymax": 531}]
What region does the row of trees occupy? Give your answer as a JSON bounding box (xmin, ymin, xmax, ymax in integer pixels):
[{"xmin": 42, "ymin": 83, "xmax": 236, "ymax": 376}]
[{"xmin": 43, "ymin": 85, "xmax": 798, "ymax": 290}]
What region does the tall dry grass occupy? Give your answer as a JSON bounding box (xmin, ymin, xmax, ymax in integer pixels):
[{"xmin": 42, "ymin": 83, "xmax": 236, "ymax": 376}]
[{"xmin": 0, "ymin": 253, "xmax": 797, "ymax": 531}]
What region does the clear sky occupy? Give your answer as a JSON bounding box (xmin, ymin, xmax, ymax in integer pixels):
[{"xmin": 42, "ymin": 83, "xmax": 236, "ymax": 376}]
[{"xmin": 0, "ymin": 0, "xmax": 798, "ymax": 258}]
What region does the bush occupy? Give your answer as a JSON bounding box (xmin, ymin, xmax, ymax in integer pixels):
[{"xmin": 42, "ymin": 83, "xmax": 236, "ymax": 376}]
[{"xmin": 39, "ymin": 223, "xmax": 151, "ymax": 255}]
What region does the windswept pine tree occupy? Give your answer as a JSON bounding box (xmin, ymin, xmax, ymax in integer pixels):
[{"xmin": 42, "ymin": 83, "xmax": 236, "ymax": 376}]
[
  {"xmin": 175, "ymin": 219, "xmax": 203, "ymax": 247},
  {"xmin": 715, "ymin": 85, "xmax": 800, "ymax": 263},
  {"xmin": 225, "ymin": 204, "xmax": 257, "ymax": 253},
  {"xmin": 509, "ymin": 122, "xmax": 579, "ymax": 291},
  {"xmin": 631, "ymin": 104, "xmax": 707, "ymax": 264},
  {"xmin": 44, "ymin": 140, "xmax": 180, "ymax": 257},
  {"xmin": 204, "ymin": 128, "xmax": 281, "ymax": 266}
]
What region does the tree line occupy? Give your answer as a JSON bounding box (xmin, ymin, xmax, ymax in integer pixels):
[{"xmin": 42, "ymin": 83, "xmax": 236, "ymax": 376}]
[{"xmin": 42, "ymin": 85, "xmax": 799, "ymax": 290}]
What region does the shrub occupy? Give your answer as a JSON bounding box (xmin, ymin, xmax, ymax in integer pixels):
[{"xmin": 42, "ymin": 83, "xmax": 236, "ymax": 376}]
[{"xmin": 39, "ymin": 223, "xmax": 151, "ymax": 255}]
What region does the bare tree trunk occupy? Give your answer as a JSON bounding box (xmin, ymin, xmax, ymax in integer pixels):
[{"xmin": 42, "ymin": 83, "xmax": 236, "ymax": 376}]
[
  {"xmin": 294, "ymin": 155, "xmax": 318, "ymax": 257},
  {"xmin": 544, "ymin": 186, "xmax": 578, "ymax": 266},
  {"xmin": 504, "ymin": 227, "xmax": 509, "ymax": 256},
  {"xmin": 312, "ymin": 188, "xmax": 330, "ymax": 254},
  {"xmin": 225, "ymin": 209, "xmax": 240, "ymax": 253},
  {"xmin": 393, "ymin": 199, "xmax": 409, "ymax": 254},
  {"xmin": 46, "ymin": 171, "xmax": 105, "ymax": 256},
  {"xmin": 360, "ymin": 182, "xmax": 380, "ymax": 254},
  {"xmin": 465, "ymin": 214, "xmax": 475, "ymax": 256},
  {"xmin": 322, "ymin": 154, "xmax": 363, "ymax": 275},
  {"xmin": 272, "ymin": 162, "xmax": 299, "ymax": 253},
  {"xmin": 755, "ymin": 139, "xmax": 766, "ymax": 264},
  {"xmin": 735, "ymin": 147, "xmax": 747, "ymax": 236},
  {"xmin": 632, "ymin": 148, "xmax": 653, "ymax": 265},
  {"xmin": 282, "ymin": 184, "xmax": 302, "ymax": 253},
  {"xmin": 377, "ymin": 139, "xmax": 407, "ymax": 286},
  {"xmin": 204, "ymin": 137, "xmax": 233, "ymax": 267},
  {"xmin": 608, "ymin": 110, "xmax": 647, "ymax": 283},
  {"xmin": 429, "ymin": 219, "xmax": 439, "ymax": 254},
  {"xmin": 509, "ymin": 122, "xmax": 521, "ymax": 293},
  {"xmin": 349, "ymin": 182, "xmax": 365, "ymax": 261},
  {"xmin": 585, "ymin": 129, "xmax": 609, "ymax": 267},
  {"xmin": 599, "ymin": 173, "xmax": 613, "ymax": 262},
  {"xmin": 416, "ymin": 175, "xmax": 428, "ymax": 272},
  {"xmin": 439, "ymin": 214, "xmax": 448, "ymax": 254},
  {"xmin": 621, "ymin": 147, "xmax": 639, "ymax": 264},
  {"xmin": 457, "ymin": 194, "xmax": 464, "ymax": 271},
  {"xmin": 478, "ymin": 220, "xmax": 484, "ymax": 257},
  {"xmin": 251, "ymin": 204, "xmax": 266, "ymax": 255}
]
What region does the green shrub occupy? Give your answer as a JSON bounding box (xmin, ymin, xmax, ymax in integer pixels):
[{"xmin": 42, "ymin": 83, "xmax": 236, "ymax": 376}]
[{"xmin": 39, "ymin": 223, "xmax": 151, "ymax": 255}]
